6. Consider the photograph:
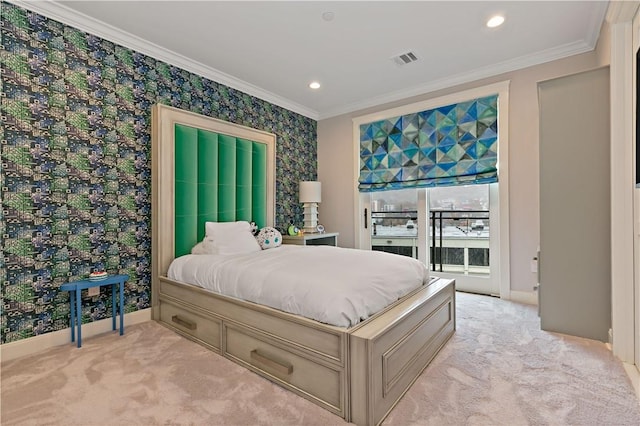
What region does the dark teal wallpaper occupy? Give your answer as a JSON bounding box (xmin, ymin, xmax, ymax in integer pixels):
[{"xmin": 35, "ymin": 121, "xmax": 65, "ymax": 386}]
[{"xmin": 0, "ymin": 3, "xmax": 317, "ymax": 344}]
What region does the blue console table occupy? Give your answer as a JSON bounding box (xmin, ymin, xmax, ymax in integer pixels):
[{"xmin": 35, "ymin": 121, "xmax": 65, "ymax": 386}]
[{"xmin": 60, "ymin": 274, "xmax": 129, "ymax": 348}]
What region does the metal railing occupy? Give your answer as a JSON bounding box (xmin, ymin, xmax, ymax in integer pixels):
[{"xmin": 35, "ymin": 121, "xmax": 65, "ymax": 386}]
[
  {"xmin": 430, "ymin": 210, "xmax": 489, "ymax": 273},
  {"xmin": 370, "ymin": 209, "xmax": 490, "ymax": 274}
]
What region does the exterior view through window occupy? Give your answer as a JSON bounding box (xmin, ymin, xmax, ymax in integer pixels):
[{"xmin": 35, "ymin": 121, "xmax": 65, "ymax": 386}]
[{"xmin": 371, "ymin": 184, "xmax": 490, "ymax": 276}]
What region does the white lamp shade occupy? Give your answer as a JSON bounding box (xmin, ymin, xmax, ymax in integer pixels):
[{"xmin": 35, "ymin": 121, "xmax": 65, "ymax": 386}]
[{"xmin": 299, "ymin": 181, "xmax": 322, "ymax": 203}]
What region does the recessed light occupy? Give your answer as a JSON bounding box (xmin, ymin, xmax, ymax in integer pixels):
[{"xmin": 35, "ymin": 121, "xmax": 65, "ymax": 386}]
[
  {"xmin": 486, "ymin": 15, "xmax": 505, "ymax": 28},
  {"xmin": 322, "ymin": 11, "xmax": 334, "ymax": 22},
  {"xmin": 309, "ymin": 81, "xmax": 321, "ymax": 89}
]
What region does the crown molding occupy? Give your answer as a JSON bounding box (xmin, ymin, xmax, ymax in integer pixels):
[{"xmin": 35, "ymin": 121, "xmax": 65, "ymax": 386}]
[
  {"xmin": 606, "ymin": 0, "xmax": 640, "ymax": 24},
  {"xmin": 7, "ymin": 0, "xmax": 608, "ymax": 122},
  {"xmin": 5, "ymin": 0, "xmax": 319, "ymax": 120},
  {"xmin": 318, "ymin": 39, "xmax": 595, "ymax": 120},
  {"xmin": 585, "ymin": 0, "xmax": 610, "ymax": 46}
]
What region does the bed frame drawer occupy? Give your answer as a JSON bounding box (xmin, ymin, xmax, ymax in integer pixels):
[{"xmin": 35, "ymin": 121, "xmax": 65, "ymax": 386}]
[
  {"xmin": 159, "ymin": 277, "xmax": 344, "ymax": 363},
  {"xmin": 159, "ymin": 300, "xmax": 221, "ymax": 351},
  {"xmin": 223, "ymin": 323, "xmax": 344, "ymax": 416}
]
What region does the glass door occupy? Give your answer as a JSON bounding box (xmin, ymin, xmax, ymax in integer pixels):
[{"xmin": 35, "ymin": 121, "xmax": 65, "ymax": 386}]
[
  {"xmin": 363, "ymin": 184, "xmax": 500, "ymax": 296},
  {"xmin": 370, "ymin": 189, "xmax": 419, "ymax": 259},
  {"xmin": 428, "ymin": 184, "xmax": 499, "ymax": 295}
]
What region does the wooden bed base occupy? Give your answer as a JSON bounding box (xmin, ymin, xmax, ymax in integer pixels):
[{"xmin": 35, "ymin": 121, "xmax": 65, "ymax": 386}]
[
  {"xmin": 151, "ymin": 104, "xmax": 456, "ymax": 425},
  {"xmin": 154, "ymin": 275, "xmax": 455, "ymax": 425}
]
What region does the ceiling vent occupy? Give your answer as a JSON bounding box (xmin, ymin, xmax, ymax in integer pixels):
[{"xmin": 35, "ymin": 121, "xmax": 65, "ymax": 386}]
[{"xmin": 392, "ymin": 51, "xmax": 419, "ymax": 66}]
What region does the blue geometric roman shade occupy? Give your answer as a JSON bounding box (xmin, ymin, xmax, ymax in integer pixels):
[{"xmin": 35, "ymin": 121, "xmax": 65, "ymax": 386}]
[{"xmin": 358, "ymin": 95, "xmax": 498, "ymax": 192}]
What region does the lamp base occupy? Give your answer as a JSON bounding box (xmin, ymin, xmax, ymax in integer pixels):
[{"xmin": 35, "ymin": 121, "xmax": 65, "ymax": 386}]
[{"xmin": 302, "ymin": 202, "xmax": 319, "ymax": 234}]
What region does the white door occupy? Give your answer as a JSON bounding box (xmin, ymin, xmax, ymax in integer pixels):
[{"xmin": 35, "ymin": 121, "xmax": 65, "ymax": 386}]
[
  {"xmin": 428, "ymin": 184, "xmax": 500, "ymax": 296},
  {"xmin": 360, "ymin": 183, "xmax": 501, "ymax": 296}
]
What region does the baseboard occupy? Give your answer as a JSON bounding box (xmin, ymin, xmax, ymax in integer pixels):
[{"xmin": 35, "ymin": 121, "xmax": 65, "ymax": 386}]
[
  {"xmin": 623, "ymin": 362, "xmax": 640, "ymax": 400},
  {"xmin": 0, "ymin": 308, "xmax": 152, "ymax": 363},
  {"xmin": 509, "ymin": 290, "xmax": 539, "ymax": 305}
]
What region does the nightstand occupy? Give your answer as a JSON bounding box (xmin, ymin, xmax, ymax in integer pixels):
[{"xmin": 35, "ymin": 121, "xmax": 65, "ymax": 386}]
[
  {"xmin": 60, "ymin": 274, "xmax": 128, "ymax": 348},
  {"xmin": 282, "ymin": 232, "xmax": 339, "ymax": 247}
]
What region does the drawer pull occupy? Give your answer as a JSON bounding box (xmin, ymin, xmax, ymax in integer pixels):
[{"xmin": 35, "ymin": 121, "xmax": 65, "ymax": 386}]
[
  {"xmin": 172, "ymin": 315, "xmax": 196, "ymax": 330},
  {"xmin": 250, "ymin": 349, "xmax": 293, "ymax": 375}
]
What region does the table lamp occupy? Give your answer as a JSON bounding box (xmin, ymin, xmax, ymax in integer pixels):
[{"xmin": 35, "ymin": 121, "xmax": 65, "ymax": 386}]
[{"xmin": 299, "ymin": 181, "xmax": 321, "ymax": 233}]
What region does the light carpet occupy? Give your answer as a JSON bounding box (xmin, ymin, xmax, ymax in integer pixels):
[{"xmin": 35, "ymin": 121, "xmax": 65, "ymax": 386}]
[{"xmin": 2, "ymin": 292, "xmax": 639, "ymax": 425}]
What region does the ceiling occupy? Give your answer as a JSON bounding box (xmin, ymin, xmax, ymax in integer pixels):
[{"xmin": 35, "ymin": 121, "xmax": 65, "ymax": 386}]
[{"xmin": 15, "ymin": 1, "xmax": 609, "ymax": 120}]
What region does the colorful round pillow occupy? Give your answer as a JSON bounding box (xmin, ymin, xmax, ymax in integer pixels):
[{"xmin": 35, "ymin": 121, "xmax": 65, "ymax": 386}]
[{"xmin": 256, "ymin": 227, "xmax": 282, "ymax": 250}]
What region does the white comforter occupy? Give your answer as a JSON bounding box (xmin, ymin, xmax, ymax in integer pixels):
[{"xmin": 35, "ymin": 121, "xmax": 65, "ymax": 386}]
[{"xmin": 167, "ymin": 245, "xmax": 429, "ymax": 328}]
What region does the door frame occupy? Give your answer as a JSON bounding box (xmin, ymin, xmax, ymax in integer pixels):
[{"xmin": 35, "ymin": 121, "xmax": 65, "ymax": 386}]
[
  {"xmin": 352, "ymin": 81, "xmax": 511, "ymax": 298},
  {"xmin": 608, "ymin": 0, "xmax": 639, "ymax": 365},
  {"xmin": 634, "ymin": 1, "xmax": 640, "ymax": 378}
]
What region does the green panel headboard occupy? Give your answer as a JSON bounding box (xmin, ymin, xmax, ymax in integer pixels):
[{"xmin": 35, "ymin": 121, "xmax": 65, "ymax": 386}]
[
  {"xmin": 152, "ymin": 104, "xmax": 276, "ymax": 301},
  {"xmin": 174, "ymin": 124, "xmax": 270, "ymax": 258}
]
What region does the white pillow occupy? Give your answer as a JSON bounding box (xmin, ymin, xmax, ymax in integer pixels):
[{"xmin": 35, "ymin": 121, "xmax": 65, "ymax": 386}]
[
  {"xmin": 191, "ymin": 241, "xmax": 207, "ymax": 254},
  {"xmin": 205, "ymin": 221, "xmax": 261, "ymax": 255},
  {"xmin": 191, "ymin": 236, "xmax": 217, "ymax": 254}
]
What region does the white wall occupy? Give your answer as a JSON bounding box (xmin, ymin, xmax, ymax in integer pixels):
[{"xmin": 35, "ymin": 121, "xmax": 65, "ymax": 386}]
[{"xmin": 318, "ymin": 51, "xmax": 603, "ymax": 293}]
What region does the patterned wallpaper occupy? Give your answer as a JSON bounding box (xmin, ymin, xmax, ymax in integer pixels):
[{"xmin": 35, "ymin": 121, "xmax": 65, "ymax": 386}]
[{"xmin": 0, "ymin": 3, "xmax": 317, "ymax": 344}]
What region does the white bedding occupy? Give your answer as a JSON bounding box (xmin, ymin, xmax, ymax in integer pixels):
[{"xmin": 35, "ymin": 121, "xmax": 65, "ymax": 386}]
[{"xmin": 167, "ymin": 245, "xmax": 429, "ymax": 328}]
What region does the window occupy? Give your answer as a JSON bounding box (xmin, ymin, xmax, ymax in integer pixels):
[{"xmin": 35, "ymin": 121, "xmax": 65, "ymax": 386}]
[
  {"xmin": 429, "ymin": 184, "xmax": 490, "ymax": 275},
  {"xmin": 370, "ymin": 185, "xmax": 490, "ymax": 276},
  {"xmin": 354, "ymin": 81, "xmax": 510, "ymax": 297}
]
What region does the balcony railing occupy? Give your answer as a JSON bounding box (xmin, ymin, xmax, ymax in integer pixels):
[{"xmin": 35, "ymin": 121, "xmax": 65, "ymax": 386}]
[
  {"xmin": 370, "ymin": 209, "xmax": 490, "ymax": 275},
  {"xmin": 430, "ymin": 209, "xmax": 489, "ymax": 274}
]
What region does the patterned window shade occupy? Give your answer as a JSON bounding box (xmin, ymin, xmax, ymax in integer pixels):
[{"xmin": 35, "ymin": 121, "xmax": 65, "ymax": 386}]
[{"xmin": 358, "ymin": 95, "xmax": 498, "ymax": 192}]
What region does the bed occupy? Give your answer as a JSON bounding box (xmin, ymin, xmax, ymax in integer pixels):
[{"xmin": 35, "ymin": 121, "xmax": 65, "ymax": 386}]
[{"xmin": 151, "ymin": 104, "xmax": 455, "ymax": 425}]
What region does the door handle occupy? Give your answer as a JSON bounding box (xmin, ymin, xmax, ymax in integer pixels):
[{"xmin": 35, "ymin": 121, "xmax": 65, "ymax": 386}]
[{"xmin": 364, "ymin": 208, "xmax": 368, "ymax": 229}]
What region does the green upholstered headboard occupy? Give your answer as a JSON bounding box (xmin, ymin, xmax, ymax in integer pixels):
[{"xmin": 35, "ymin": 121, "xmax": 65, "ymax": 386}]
[
  {"xmin": 174, "ymin": 124, "xmax": 269, "ymax": 257},
  {"xmin": 151, "ymin": 104, "xmax": 276, "ymax": 293}
]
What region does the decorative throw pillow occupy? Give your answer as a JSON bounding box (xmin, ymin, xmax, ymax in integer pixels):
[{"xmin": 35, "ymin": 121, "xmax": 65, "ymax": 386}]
[
  {"xmin": 249, "ymin": 221, "xmax": 259, "ymax": 236},
  {"xmin": 256, "ymin": 227, "xmax": 282, "ymax": 250}
]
